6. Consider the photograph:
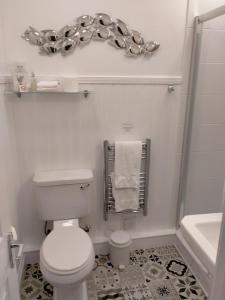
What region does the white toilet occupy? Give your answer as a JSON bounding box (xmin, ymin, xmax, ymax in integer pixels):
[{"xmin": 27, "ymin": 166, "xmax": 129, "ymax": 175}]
[{"xmin": 33, "ymin": 169, "xmax": 95, "ymax": 300}]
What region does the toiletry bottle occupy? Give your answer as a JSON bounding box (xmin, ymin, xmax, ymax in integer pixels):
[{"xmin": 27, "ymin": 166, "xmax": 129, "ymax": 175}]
[
  {"xmin": 12, "ymin": 63, "xmax": 30, "ymax": 92},
  {"xmin": 30, "ymin": 72, "xmax": 37, "ymax": 92}
]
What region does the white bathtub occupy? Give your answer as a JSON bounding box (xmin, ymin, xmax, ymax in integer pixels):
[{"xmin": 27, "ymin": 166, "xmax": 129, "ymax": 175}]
[{"xmin": 180, "ymin": 213, "xmax": 222, "ymax": 275}]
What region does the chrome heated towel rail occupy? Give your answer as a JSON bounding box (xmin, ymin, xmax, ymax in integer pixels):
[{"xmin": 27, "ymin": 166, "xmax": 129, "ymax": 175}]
[{"xmin": 103, "ymin": 139, "xmax": 151, "ymax": 221}]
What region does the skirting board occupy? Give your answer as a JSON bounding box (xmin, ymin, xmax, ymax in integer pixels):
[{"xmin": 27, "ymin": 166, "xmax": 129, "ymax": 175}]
[
  {"xmin": 24, "ymin": 231, "xmax": 177, "ymax": 265},
  {"xmin": 94, "ymin": 230, "xmax": 177, "ymax": 255}
]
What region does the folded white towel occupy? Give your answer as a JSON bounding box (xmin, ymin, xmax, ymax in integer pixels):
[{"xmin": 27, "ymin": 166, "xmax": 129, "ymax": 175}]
[
  {"xmin": 111, "ymin": 173, "xmax": 139, "ymax": 212},
  {"xmin": 37, "ymin": 81, "xmax": 59, "ymax": 89},
  {"xmin": 114, "ymin": 141, "xmax": 142, "ymax": 189},
  {"xmin": 112, "ymin": 140, "xmax": 142, "ymax": 212}
]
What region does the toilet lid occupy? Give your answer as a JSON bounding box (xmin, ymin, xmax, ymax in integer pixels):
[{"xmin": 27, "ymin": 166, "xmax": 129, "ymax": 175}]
[{"xmin": 41, "ymin": 227, "xmax": 93, "ymax": 274}]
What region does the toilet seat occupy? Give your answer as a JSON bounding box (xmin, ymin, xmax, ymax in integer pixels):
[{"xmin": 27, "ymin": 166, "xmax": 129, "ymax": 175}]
[{"xmin": 41, "ymin": 226, "xmax": 94, "ymax": 276}]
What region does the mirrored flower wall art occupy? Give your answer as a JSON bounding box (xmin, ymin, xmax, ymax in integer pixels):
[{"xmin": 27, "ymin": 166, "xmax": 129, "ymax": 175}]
[{"xmin": 22, "ymin": 13, "xmax": 160, "ymax": 57}]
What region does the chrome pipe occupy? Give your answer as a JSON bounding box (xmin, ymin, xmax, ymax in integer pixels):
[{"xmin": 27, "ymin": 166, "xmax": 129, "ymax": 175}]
[{"xmin": 198, "ymin": 5, "xmax": 225, "ymax": 23}]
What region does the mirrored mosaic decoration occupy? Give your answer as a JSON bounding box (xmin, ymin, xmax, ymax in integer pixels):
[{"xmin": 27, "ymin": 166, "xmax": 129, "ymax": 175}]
[
  {"xmin": 22, "ymin": 13, "xmax": 160, "ymax": 57},
  {"xmin": 21, "ymin": 245, "xmax": 207, "ymax": 300}
]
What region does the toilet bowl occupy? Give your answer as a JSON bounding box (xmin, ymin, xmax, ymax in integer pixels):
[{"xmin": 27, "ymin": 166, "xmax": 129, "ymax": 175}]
[{"xmin": 40, "ymin": 221, "xmax": 95, "ymax": 300}]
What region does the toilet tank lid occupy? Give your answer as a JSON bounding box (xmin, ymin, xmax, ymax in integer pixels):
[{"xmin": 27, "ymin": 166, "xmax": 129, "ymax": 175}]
[{"xmin": 33, "ymin": 169, "xmax": 94, "ymax": 186}]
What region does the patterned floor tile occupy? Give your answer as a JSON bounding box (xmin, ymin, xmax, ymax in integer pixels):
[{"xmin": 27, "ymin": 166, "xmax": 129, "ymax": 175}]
[
  {"xmin": 148, "ymin": 279, "xmax": 180, "ymax": 300},
  {"xmin": 166, "ymin": 259, "xmax": 188, "ymax": 277},
  {"xmin": 97, "ymin": 290, "xmax": 125, "ymax": 300},
  {"xmin": 122, "ymin": 284, "xmax": 153, "ymax": 300},
  {"xmin": 21, "ymin": 244, "xmax": 207, "ymax": 300},
  {"xmin": 148, "ymin": 254, "xmax": 163, "ymax": 265},
  {"xmin": 142, "ymin": 262, "xmax": 166, "ymax": 281},
  {"xmin": 119, "ymin": 265, "xmax": 145, "ymax": 289},
  {"xmin": 21, "ymin": 264, "xmax": 53, "ymax": 300},
  {"xmin": 92, "ymin": 265, "xmax": 121, "ymax": 290},
  {"xmin": 21, "ymin": 280, "xmax": 42, "ymax": 299},
  {"xmin": 174, "ymin": 273, "xmax": 207, "ymax": 300}
]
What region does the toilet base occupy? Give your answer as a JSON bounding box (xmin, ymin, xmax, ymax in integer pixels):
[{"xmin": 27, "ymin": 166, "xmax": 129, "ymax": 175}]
[{"xmin": 53, "ymin": 281, "xmax": 88, "ymax": 300}]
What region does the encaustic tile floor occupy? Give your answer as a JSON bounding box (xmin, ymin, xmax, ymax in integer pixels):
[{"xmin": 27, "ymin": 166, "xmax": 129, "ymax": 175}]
[{"xmin": 21, "ymin": 245, "xmax": 207, "ymax": 300}]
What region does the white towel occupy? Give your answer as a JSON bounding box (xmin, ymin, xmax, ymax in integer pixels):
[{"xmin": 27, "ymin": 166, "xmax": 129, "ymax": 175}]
[
  {"xmin": 37, "ymin": 81, "xmax": 59, "ymax": 90},
  {"xmin": 112, "ymin": 140, "xmax": 142, "ymax": 212},
  {"xmin": 111, "ymin": 173, "xmax": 139, "ymax": 212},
  {"xmin": 115, "ymin": 141, "xmax": 142, "ymax": 188}
]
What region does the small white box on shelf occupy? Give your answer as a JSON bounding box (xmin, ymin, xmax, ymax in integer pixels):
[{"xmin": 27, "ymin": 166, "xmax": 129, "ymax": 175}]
[{"xmin": 36, "ymin": 80, "xmax": 62, "ymax": 92}]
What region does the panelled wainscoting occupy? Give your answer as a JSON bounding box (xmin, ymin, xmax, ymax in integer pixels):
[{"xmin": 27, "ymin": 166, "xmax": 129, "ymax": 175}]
[{"xmin": 0, "ymin": 75, "xmax": 184, "ymax": 252}]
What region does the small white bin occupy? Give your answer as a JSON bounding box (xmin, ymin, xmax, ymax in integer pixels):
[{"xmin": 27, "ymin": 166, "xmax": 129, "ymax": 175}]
[{"xmin": 109, "ymin": 230, "xmax": 132, "ymax": 268}]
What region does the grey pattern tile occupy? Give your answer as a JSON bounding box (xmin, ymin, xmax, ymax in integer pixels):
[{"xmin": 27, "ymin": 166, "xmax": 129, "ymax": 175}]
[
  {"xmin": 119, "ymin": 265, "xmax": 145, "ymax": 288},
  {"xmin": 92, "ymin": 265, "xmax": 121, "ymax": 290},
  {"xmin": 173, "ymin": 271, "xmax": 208, "ymax": 300},
  {"xmin": 142, "ymin": 262, "xmax": 166, "ymax": 281},
  {"xmin": 21, "ymin": 263, "xmax": 53, "ymax": 300},
  {"xmin": 122, "ymin": 284, "xmax": 153, "ymax": 300},
  {"xmin": 97, "ymin": 290, "xmax": 125, "ymax": 300},
  {"xmin": 148, "ymin": 279, "xmax": 180, "ymax": 300},
  {"xmin": 21, "ymin": 245, "xmax": 207, "ymax": 300},
  {"xmin": 166, "ymin": 260, "xmax": 188, "ymax": 277}
]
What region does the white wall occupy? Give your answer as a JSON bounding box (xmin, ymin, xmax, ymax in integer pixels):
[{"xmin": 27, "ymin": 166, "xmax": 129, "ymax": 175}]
[
  {"xmin": 183, "ymin": 0, "xmax": 225, "ymax": 215},
  {"xmin": 0, "ymin": 5, "xmax": 5, "ymax": 75},
  {"xmin": 0, "ymin": 0, "xmax": 189, "ymax": 250},
  {"xmin": 0, "ymin": 5, "xmax": 20, "ymax": 236},
  {"xmin": 0, "ymin": 85, "xmax": 20, "ymax": 235},
  {"xmin": 1, "ymin": 0, "xmax": 187, "ymax": 76}
]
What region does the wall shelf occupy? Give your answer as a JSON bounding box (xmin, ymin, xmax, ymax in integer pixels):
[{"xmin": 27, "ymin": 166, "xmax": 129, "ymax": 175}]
[{"xmin": 5, "ymin": 89, "xmax": 90, "ymax": 98}]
